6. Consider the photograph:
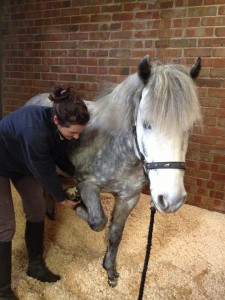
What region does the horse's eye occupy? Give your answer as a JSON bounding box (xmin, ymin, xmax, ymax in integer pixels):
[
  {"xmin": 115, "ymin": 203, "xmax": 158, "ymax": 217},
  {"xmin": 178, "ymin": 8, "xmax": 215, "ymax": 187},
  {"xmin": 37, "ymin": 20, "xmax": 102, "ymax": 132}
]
[{"xmin": 143, "ymin": 122, "xmax": 151, "ymax": 130}]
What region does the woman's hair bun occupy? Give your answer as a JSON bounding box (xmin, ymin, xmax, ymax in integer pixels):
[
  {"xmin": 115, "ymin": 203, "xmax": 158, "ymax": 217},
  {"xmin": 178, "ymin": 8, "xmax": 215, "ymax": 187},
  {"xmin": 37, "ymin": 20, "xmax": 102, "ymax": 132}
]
[{"xmin": 49, "ymin": 86, "xmax": 72, "ymax": 103}]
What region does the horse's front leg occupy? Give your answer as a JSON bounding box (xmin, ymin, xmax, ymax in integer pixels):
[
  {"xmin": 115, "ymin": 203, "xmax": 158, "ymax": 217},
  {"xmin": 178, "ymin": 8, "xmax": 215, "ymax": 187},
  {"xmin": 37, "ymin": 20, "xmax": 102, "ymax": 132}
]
[
  {"xmin": 75, "ymin": 181, "xmax": 108, "ymax": 232},
  {"xmin": 103, "ymin": 193, "xmax": 140, "ymax": 287}
]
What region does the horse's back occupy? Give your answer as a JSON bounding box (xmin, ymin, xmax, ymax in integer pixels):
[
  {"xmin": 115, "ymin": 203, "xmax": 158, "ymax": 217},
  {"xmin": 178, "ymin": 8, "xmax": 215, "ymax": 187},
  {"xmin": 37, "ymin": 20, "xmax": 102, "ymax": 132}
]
[
  {"xmin": 25, "ymin": 93, "xmax": 52, "ymax": 107},
  {"xmin": 25, "ymin": 93, "xmax": 93, "ymax": 111}
]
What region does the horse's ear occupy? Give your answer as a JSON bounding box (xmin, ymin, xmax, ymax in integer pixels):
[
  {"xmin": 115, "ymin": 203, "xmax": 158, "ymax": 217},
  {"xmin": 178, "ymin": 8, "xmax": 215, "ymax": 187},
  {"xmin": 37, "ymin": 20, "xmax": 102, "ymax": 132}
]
[
  {"xmin": 190, "ymin": 57, "xmax": 201, "ymax": 79},
  {"xmin": 138, "ymin": 55, "xmax": 151, "ymax": 84}
]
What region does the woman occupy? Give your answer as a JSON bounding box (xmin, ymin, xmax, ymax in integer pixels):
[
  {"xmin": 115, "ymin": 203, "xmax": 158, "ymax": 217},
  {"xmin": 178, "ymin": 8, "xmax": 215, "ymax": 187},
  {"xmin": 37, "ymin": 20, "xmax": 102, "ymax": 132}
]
[{"xmin": 0, "ymin": 86, "xmax": 90, "ymax": 300}]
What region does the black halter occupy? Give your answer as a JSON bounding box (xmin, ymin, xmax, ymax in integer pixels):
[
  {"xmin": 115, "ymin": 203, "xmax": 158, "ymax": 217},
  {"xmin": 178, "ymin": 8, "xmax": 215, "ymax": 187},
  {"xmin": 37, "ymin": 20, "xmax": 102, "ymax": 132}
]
[{"xmin": 133, "ymin": 125, "xmax": 186, "ymax": 179}]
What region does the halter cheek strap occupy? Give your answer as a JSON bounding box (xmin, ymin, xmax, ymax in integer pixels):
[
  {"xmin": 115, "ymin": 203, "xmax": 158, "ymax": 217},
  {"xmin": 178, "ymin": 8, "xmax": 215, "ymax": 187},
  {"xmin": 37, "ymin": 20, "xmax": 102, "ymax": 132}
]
[{"xmin": 133, "ymin": 125, "xmax": 186, "ymax": 178}]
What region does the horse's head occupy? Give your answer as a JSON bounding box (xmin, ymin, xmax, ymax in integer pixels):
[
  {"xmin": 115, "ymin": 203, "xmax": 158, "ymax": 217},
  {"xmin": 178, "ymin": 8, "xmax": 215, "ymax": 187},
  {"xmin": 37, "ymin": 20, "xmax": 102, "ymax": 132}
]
[{"xmin": 136, "ymin": 56, "xmax": 202, "ymax": 213}]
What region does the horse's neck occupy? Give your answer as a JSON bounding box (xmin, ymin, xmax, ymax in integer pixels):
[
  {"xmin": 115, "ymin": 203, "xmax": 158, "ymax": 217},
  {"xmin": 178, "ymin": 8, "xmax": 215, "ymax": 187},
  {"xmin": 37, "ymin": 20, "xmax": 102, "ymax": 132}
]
[
  {"xmin": 80, "ymin": 125, "xmax": 140, "ymax": 168},
  {"xmin": 84, "ymin": 92, "xmax": 141, "ymax": 155}
]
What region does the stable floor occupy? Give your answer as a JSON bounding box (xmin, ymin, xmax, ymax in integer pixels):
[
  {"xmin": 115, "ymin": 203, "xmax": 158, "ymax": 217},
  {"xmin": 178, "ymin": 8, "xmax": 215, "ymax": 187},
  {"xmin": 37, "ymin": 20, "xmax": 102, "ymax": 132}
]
[{"xmin": 11, "ymin": 188, "xmax": 225, "ymax": 300}]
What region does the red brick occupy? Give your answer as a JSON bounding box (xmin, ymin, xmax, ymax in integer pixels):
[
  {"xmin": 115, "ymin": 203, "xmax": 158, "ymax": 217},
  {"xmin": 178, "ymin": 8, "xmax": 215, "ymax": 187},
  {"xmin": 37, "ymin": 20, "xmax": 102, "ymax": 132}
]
[
  {"xmin": 160, "ymin": 9, "xmax": 186, "ymax": 19},
  {"xmin": 91, "ymin": 14, "xmax": 111, "ymax": 23},
  {"xmin": 52, "ymin": 1, "xmax": 71, "ymax": 9},
  {"xmin": 185, "ymin": 27, "xmax": 214, "ymax": 37},
  {"xmin": 218, "ymin": 5, "xmax": 225, "ymax": 15},
  {"xmin": 187, "ymin": 17, "xmax": 201, "ymax": 27},
  {"xmin": 203, "ymin": 16, "xmax": 225, "ymax": 26},
  {"xmin": 211, "ymin": 173, "xmax": 225, "ymax": 182},
  {"xmin": 70, "ymin": 33, "xmax": 89, "ymax": 40},
  {"xmin": 101, "ymin": 4, "xmax": 122, "ymax": 13},
  {"xmin": 210, "ymin": 68, "xmax": 225, "ymax": 78},
  {"xmin": 58, "ymin": 74, "xmax": 77, "ymax": 81},
  {"xmin": 122, "ymin": 21, "xmax": 147, "ymax": 31},
  {"xmin": 190, "ymin": 135, "xmax": 215, "ymax": 145},
  {"xmin": 81, "ymin": 6, "xmax": 101, "ymax": 14},
  {"xmin": 136, "ymin": 11, "xmax": 160, "ymax": 19},
  {"xmin": 123, "ymin": 3, "xmax": 147, "ymax": 11},
  {"xmin": 61, "ymin": 8, "xmax": 80, "ymax": 17},
  {"xmin": 215, "ymin": 27, "xmax": 225, "ymax": 36},
  {"xmin": 71, "ymin": 15, "xmax": 90, "ymax": 23},
  {"xmin": 89, "ymin": 32, "xmax": 110, "ymax": 40},
  {"xmin": 208, "ymin": 89, "xmax": 225, "ymax": 98},
  {"xmin": 188, "ymin": 6, "xmax": 217, "ymax": 17},
  {"xmin": 112, "ymin": 13, "xmax": 134, "ymax": 22},
  {"xmin": 205, "ymin": 0, "xmax": 225, "ymax": 4},
  {"xmin": 184, "ymin": 48, "xmax": 211, "ymax": 57},
  {"xmin": 78, "ymin": 58, "xmax": 98, "ymax": 66},
  {"xmin": 41, "ymin": 73, "xmax": 58, "ymax": 81},
  {"xmin": 80, "ymin": 24, "xmax": 99, "ymax": 31}
]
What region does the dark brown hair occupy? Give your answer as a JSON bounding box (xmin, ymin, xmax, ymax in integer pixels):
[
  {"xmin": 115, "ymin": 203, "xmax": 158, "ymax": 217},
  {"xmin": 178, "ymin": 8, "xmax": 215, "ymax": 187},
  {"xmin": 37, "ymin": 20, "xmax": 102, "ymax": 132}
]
[{"xmin": 49, "ymin": 86, "xmax": 90, "ymax": 127}]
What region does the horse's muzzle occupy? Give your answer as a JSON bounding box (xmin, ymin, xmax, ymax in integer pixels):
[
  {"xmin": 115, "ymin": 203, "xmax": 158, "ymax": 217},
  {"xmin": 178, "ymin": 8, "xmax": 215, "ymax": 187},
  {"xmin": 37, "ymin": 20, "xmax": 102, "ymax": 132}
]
[{"xmin": 155, "ymin": 194, "xmax": 186, "ymax": 213}]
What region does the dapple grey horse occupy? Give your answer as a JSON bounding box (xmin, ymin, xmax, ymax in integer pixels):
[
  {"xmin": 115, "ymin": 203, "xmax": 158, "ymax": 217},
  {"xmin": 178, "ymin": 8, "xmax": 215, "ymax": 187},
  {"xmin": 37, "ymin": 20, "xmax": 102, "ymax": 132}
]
[{"xmin": 26, "ymin": 56, "xmax": 202, "ymax": 286}]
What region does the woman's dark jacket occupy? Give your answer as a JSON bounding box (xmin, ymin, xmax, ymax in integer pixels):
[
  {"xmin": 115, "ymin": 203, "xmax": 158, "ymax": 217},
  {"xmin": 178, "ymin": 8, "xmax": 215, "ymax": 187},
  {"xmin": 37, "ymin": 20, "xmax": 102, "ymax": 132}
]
[{"xmin": 0, "ymin": 105, "xmax": 75, "ymax": 201}]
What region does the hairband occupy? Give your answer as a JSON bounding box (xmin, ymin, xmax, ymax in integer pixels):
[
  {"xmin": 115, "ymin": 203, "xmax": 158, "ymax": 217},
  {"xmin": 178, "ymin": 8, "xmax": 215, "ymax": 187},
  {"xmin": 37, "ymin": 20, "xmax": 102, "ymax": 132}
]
[{"xmin": 60, "ymin": 89, "xmax": 67, "ymax": 96}]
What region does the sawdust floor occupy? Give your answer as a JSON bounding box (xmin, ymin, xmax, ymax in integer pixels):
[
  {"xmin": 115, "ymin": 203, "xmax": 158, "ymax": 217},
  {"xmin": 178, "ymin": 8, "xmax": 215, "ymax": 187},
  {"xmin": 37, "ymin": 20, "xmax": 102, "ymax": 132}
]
[{"xmin": 11, "ymin": 186, "xmax": 225, "ymax": 300}]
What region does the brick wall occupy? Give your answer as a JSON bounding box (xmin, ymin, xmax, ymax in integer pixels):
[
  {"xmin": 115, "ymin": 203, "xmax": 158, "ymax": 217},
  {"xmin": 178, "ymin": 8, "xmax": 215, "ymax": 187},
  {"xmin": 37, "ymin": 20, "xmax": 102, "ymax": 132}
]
[{"xmin": 1, "ymin": 0, "xmax": 225, "ymax": 212}]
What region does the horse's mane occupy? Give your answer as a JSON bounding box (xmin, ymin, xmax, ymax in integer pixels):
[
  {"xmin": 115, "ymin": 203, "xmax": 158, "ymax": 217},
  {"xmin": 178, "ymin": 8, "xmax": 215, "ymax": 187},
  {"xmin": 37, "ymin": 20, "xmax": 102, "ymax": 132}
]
[
  {"xmin": 86, "ymin": 62, "xmax": 202, "ymax": 136},
  {"xmin": 88, "ymin": 73, "xmax": 144, "ymax": 134},
  {"xmin": 140, "ymin": 63, "xmax": 202, "ymax": 134}
]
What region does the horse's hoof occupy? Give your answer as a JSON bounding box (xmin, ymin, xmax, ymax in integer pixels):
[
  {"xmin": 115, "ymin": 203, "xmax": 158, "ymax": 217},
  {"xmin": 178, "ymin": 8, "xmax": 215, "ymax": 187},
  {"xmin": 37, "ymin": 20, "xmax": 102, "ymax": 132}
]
[
  {"xmin": 108, "ymin": 275, "xmax": 119, "ymax": 288},
  {"xmin": 65, "ymin": 187, "xmax": 81, "ymax": 201},
  {"xmin": 104, "ymin": 265, "xmax": 119, "ymax": 287}
]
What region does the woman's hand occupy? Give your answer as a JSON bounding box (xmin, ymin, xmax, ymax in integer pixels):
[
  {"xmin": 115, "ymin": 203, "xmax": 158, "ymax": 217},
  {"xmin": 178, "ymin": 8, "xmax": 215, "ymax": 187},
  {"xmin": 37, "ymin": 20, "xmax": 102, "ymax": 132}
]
[{"xmin": 60, "ymin": 199, "xmax": 76, "ymax": 208}]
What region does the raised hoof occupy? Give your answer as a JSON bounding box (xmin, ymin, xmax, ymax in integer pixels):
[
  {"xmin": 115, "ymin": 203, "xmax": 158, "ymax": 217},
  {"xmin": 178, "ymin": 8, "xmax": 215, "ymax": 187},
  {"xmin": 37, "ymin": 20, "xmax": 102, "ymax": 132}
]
[{"xmin": 64, "ymin": 187, "xmax": 81, "ymax": 202}]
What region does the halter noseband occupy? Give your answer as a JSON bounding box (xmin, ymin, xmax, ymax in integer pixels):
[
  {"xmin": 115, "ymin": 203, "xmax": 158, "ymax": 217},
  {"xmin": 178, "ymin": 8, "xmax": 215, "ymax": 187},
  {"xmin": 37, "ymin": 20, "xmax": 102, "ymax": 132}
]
[
  {"xmin": 145, "ymin": 161, "xmax": 186, "ymax": 170},
  {"xmin": 133, "ymin": 125, "xmax": 186, "ymax": 179}
]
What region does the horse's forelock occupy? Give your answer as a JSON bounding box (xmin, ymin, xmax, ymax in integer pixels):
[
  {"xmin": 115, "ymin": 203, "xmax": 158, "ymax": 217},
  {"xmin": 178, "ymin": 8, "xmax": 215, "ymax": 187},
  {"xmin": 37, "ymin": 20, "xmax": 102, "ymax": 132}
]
[{"xmin": 141, "ymin": 63, "xmax": 202, "ymax": 134}]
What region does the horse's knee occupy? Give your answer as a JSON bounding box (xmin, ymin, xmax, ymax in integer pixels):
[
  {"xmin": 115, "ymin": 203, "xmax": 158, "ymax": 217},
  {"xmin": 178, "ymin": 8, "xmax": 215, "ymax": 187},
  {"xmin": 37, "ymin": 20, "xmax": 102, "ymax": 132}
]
[
  {"xmin": 77, "ymin": 182, "xmax": 107, "ymax": 230},
  {"xmin": 87, "ymin": 208, "xmax": 108, "ymax": 231},
  {"xmin": 90, "ymin": 214, "xmax": 108, "ymax": 232},
  {"xmin": 75, "ymin": 203, "xmax": 107, "ymax": 232}
]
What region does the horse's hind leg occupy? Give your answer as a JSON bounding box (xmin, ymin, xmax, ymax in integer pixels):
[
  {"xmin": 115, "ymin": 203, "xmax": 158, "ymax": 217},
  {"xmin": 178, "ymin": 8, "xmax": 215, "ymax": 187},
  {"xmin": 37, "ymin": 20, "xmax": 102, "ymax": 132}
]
[
  {"xmin": 75, "ymin": 181, "xmax": 107, "ymax": 232},
  {"xmin": 103, "ymin": 194, "xmax": 140, "ymax": 287}
]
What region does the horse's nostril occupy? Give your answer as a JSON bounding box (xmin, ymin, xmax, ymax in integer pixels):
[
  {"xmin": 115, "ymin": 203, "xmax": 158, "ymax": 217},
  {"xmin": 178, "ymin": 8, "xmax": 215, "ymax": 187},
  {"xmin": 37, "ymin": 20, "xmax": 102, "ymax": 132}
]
[{"xmin": 157, "ymin": 195, "xmax": 168, "ymax": 210}]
